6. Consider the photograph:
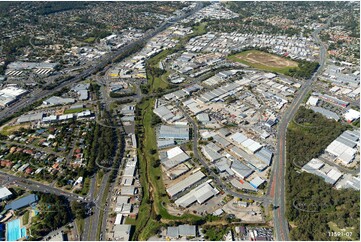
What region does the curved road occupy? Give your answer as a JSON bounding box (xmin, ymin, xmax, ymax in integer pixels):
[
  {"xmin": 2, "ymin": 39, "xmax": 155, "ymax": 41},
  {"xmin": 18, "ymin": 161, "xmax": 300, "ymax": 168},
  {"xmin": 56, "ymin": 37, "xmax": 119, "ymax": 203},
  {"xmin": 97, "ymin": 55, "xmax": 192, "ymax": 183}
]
[{"xmin": 268, "ymin": 16, "xmax": 335, "ymax": 241}]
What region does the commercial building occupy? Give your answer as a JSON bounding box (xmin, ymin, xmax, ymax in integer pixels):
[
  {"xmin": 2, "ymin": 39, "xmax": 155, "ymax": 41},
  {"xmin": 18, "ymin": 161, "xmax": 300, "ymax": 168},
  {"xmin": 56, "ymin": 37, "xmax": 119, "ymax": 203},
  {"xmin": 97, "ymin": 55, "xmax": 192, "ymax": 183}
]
[
  {"xmin": 5, "ymin": 194, "xmax": 38, "ymax": 210},
  {"xmin": 0, "ymin": 86, "xmax": 28, "ymax": 107},
  {"xmin": 250, "ymin": 176, "xmax": 266, "ymax": 189},
  {"xmin": 0, "ymin": 187, "xmax": 12, "ymax": 201},
  {"xmin": 166, "ymin": 171, "xmax": 205, "ymax": 198}
]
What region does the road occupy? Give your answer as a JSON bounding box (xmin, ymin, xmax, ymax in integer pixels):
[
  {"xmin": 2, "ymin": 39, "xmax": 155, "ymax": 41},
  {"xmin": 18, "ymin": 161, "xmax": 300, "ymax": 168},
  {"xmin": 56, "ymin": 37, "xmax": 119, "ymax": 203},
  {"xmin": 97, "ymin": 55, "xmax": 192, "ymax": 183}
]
[
  {"xmin": 0, "ymin": 170, "xmax": 86, "ymax": 202},
  {"xmin": 268, "ymin": 16, "xmax": 335, "ymax": 241}
]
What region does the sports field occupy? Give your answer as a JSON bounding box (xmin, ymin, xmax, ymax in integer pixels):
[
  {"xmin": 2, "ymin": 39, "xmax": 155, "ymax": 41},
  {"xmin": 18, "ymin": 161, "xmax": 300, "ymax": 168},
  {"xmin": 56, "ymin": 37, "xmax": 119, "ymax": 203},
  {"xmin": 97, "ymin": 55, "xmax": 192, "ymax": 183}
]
[{"xmin": 228, "ymin": 50, "xmax": 299, "ymax": 74}]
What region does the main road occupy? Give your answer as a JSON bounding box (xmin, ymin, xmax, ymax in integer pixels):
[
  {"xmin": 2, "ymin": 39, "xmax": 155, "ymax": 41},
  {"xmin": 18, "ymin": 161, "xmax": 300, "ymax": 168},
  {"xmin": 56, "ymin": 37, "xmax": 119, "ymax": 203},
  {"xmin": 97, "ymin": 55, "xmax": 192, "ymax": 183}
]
[{"xmin": 268, "ymin": 16, "xmax": 335, "ymax": 241}]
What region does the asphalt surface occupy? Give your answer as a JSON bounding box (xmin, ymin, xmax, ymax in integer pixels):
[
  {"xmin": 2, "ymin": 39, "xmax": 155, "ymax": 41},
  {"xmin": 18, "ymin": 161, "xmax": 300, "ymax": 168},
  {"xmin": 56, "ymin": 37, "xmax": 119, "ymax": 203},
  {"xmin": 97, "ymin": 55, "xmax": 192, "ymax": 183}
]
[
  {"xmin": 268, "ymin": 16, "xmax": 335, "ymax": 241},
  {"xmin": 0, "ymin": 170, "xmax": 86, "ymax": 202}
]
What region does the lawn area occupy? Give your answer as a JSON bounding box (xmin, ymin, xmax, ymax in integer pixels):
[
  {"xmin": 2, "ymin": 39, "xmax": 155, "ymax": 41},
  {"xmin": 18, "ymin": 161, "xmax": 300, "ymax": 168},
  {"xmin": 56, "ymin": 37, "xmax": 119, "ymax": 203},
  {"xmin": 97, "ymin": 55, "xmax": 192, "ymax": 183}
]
[
  {"xmin": 22, "ymin": 210, "xmax": 30, "ymax": 225},
  {"xmin": 64, "ymin": 108, "xmax": 88, "ymax": 114},
  {"xmin": 0, "ymin": 123, "xmax": 30, "ymax": 136},
  {"xmin": 228, "ymin": 49, "xmax": 299, "ymax": 75},
  {"xmin": 328, "ymin": 222, "xmax": 355, "ymax": 240},
  {"xmin": 75, "ymin": 218, "xmax": 84, "ymax": 235},
  {"xmin": 84, "ymin": 37, "xmax": 95, "ymax": 43}
]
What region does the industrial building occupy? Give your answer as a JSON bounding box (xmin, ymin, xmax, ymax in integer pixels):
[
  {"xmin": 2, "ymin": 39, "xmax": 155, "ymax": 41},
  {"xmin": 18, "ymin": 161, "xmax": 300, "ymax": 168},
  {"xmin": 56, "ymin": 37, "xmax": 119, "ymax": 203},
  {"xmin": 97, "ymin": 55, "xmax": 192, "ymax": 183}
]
[
  {"xmin": 43, "ymin": 96, "xmax": 75, "ymax": 106},
  {"xmin": 166, "ymin": 171, "xmax": 205, "ymax": 198},
  {"xmin": 158, "ymin": 125, "xmax": 189, "ymax": 141},
  {"xmin": 0, "ymin": 86, "xmax": 28, "ymax": 107},
  {"xmin": 325, "ymin": 130, "xmax": 359, "ymax": 165},
  {"xmin": 166, "ymin": 225, "xmax": 197, "ymax": 239},
  {"xmin": 161, "ymin": 146, "xmax": 190, "ymax": 170},
  {"xmin": 302, "ymin": 158, "xmax": 343, "ymax": 185},
  {"xmin": 174, "ymin": 181, "xmax": 219, "ymax": 208},
  {"xmin": 17, "ymin": 113, "xmax": 44, "ymax": 124},
  {"xmin": 343, "ymin": 109, "xmax": 360, "ymax": 123},
  {"xmin": 230, "ymin": 159, "xmax": 254, "ymax": 179}
]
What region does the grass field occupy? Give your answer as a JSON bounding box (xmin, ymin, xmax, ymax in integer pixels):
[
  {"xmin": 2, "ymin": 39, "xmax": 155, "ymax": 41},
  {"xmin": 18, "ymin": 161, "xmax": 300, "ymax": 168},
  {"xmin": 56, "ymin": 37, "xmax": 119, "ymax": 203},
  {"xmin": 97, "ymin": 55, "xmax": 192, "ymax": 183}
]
[
  {"xmin": 228, "ymin": 50, "xmax": 299, "ymax": 74},
  {"xmin": 64, "ymin": 108, "xmax": 88, "ymax": 114},
  {"xmin": 84, "ymin": 37, "xmax": 96, "ymax": 43},
  {"xmin": 0, "ymin": 123, "xmax": 30, "ymax": 136}
]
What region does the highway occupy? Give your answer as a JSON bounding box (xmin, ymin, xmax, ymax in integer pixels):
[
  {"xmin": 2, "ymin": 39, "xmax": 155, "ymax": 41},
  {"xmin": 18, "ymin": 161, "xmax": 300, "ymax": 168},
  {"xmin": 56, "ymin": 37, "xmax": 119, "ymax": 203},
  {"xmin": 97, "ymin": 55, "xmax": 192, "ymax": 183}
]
[{"xmin": 268, "ymin": 16, "xmax": 335, "ymax": 241}]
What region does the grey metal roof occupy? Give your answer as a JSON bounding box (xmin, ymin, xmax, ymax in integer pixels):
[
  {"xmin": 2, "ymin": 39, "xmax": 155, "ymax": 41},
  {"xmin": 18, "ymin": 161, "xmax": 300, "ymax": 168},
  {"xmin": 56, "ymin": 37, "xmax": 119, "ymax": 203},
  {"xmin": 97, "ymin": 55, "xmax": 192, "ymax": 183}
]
[{"xmin": 231, "ymin": 159, "xmax": 254, "ymax": 179}]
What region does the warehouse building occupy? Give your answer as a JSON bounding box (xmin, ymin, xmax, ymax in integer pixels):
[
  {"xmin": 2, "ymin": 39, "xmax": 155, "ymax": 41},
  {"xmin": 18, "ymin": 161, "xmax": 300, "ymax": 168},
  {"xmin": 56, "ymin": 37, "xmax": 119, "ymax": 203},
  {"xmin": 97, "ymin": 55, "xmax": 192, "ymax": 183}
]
[
  {"xmin": 201, "ymin": 145, "xmax": 223, "ymax": 162},
  {"xmin": 230, "ymin": 178, "xmax": 257, "ymax": 192},
  {"xmin": 166, "ymin": 163, "xmax": 190, "ymax": 180},
  {"xmin": 302, "ymin": 158, "xmax": 343, "ymax": 185},
  {"xmin": 17, "ymin": 113, "xmax": 44, "ymax": 124},
  {"xmin": 42, "ymin": 96, "xmax": 75, "ymax": 106},
  {"xmin": 153, "ymin": 105, "xmax": 175, "ymax": 122},
  {"xmin": 255, "ymin": 147, "xmax": 273, "ymax": 166},
  {"xmin": 175, "ymin": 181, "xmax": 219, "ymax": 208},
  {"xmin": 166, "ymin": 171, "xmax": 205, "ymax": 198},
  {"xmin": 250, "ymin": 176, "xmax": 266, "ymax": 189},
  {"xmin": 215, "ymin": 158, "xmax": 235, "ymax": 176},
  {"xmin": 166, "ymin": 225, "xmax": 197, "ymax": 239},
  {"xmin": 161, "ymin": 146, "xmax": 190, "ymax": 170},
  {"xmin": 325, "ymin": 130, "xmax": 359, "ymax": 165},
  {"xmin": 158, "ymin": 125, "xmax": 189, "ymax": 141},
  {"xmin": 343, "ymin": 109, "xmax": 360, "ymax": 123},
  {"xmin": 230, "ymin": 159, "xmax": 254, "ymax": 179}
]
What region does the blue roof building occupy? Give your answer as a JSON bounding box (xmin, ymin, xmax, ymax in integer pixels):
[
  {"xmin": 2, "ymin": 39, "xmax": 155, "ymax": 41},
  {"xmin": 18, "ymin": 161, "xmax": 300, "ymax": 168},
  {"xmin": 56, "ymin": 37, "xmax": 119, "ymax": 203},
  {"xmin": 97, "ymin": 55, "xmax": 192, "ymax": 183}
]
[{"xmin": 5, "ymin": 194, "xmax": 38, "ymax": 211}]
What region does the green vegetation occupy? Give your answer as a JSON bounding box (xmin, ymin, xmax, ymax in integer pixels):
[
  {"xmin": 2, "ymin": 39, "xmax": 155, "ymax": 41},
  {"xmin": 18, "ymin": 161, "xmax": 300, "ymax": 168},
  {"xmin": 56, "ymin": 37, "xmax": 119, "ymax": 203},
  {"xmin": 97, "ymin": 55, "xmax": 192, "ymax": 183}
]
[
  {"xmin": 22, "ymin": 210, "xmax": 30, "ymax": 225},
  {"xmin": 228, "ymin": 49, "xmax": 299, "ymax": 75},
  {"xmin": 286, "ymin": 107, "xmax": 360, "ymax": 240},
  {"xmin": 203, "ymin": 226, "xmax": 229, "ymax": 241},
  {"xmin": 63, "ymin": 108, "xmax": 88, "ymax": 114},
  {"xmin": 286, "ymin": 60, "xmax": 319, "ymax": 79},
  {"xmin": 327, "ymin": 222, "xmax": 355, "ymax": 240},
  {"xmin": 30, "ymin": 193, "xmax": 73, "ymax": 240},
  {"xmin": 109, "ymin": 92, "xmax": 136, "ymax": 98},
  {"xmin": 84, "ymin": 37, "xmax": 96, "ymax": 43}
]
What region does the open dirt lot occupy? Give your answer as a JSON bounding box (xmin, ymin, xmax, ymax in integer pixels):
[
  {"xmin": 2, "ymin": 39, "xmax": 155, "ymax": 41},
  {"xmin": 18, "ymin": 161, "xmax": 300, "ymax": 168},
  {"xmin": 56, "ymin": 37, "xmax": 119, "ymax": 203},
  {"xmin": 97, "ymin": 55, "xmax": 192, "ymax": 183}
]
[{"xmin": 235, "ymin": 50, "xmax": 298, "ymax": 69}]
